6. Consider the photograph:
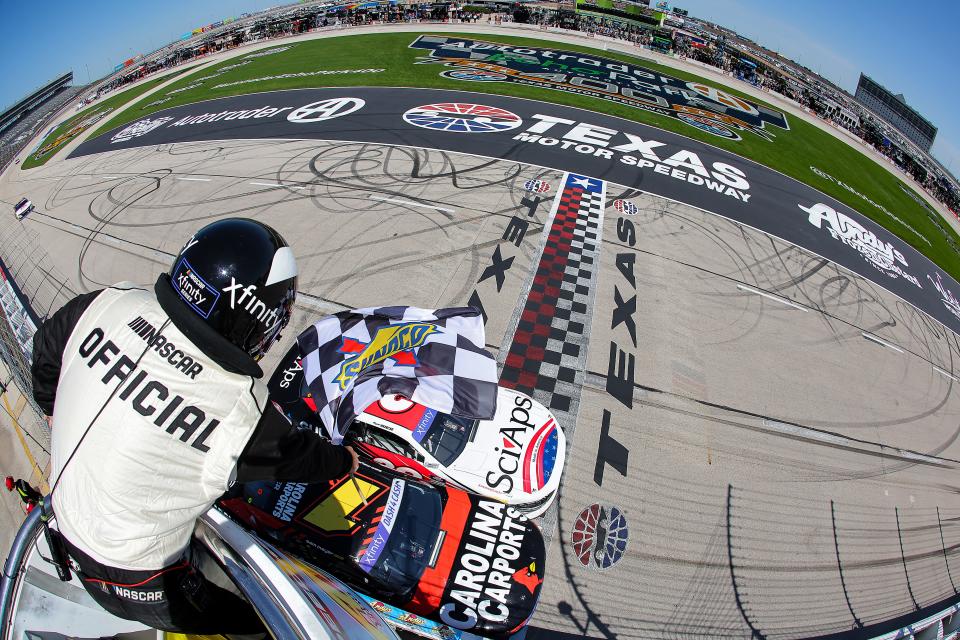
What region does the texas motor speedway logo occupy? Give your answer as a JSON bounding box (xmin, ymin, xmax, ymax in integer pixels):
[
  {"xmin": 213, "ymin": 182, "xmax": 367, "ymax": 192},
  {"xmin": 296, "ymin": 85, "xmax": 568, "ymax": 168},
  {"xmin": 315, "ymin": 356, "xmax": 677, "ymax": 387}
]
[
  {"xmin": 403, "ymin": 103, "xmax": 523, "ymax": 133},
  {"xmin": 511, "ymin": 114, "xmax": 754, "ymax": 202},
  {"xmin": 410, "ymin": 35, "xmax": 789, "ymax": 141}
]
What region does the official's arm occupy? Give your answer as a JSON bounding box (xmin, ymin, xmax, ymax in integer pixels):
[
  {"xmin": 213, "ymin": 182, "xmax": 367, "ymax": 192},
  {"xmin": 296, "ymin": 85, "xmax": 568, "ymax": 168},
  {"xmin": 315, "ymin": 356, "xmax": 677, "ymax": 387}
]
[
  {"xmin": 31, "ymin": 290, "xmax": 104, "ymax": 415},
  {"xmin": 235, "ymin": 401, "xmax": 354, "ymax": 483}
]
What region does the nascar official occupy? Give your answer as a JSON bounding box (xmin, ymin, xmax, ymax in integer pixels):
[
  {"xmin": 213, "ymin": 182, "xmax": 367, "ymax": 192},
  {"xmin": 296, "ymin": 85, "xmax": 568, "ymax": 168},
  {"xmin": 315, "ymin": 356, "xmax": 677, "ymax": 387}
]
[{"xmin": 30, "ymin": 218, "xmax": 358, "ymax": 635}]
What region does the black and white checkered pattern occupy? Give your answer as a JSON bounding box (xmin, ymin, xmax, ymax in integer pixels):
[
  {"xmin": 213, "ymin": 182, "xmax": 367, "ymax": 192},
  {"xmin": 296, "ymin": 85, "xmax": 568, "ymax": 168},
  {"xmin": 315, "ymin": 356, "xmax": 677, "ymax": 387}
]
[
  {"xmin": 540, "ymin": 187, "xmax": 604, "ymax": 412},
  {"xmin": 500, "ymin": 174, "xmax": 605, "ymax": 417},
  {"xmin": 297, "ymin": 306, "xmax": 498, "ymax": 444}
]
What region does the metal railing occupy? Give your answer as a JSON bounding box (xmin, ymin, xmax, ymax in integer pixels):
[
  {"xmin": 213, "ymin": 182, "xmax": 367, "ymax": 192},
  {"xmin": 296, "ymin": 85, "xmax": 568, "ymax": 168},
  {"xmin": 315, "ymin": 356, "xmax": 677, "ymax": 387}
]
[
  {"xmin": 0, "ymin": 504, "xmax": 42, "ymax": 636},
  {"xmin": 0, "ymin": 504, "xmax": 398, "ymax": 640}
]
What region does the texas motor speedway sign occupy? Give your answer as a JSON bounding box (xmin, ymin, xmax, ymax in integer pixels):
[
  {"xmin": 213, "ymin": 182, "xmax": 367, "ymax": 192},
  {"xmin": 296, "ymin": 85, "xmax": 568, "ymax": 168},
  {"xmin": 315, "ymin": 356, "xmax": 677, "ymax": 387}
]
[{"xmin": 409, "ymin": 35, "xmax": 789, "ymax": 142}]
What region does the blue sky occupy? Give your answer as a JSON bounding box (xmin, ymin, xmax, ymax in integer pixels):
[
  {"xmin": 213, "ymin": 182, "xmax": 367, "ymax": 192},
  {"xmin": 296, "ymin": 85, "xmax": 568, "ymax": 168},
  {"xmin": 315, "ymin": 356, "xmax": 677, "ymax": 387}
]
[
  {"xmin": 0, "ymin": 0, "xmax": 269, "ymax": 104},
  {"xmin": 677, "ymin": 0, "xmax": 960, "ymax": 173},
  {"xmin": 0, "ymin": 0, "xmax": 957, "ymax": 172}
]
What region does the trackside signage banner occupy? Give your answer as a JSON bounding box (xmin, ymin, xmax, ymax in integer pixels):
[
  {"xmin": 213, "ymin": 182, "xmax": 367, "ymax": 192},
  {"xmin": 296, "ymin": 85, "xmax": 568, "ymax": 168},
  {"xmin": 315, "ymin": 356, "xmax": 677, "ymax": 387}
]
[
  {"xmin": 408, "ymin": 35, "xmax": 790, "ymax": 142},
  {"xmin": 69, "ymin": 87, "xmax": 960, "ymax": 336}
]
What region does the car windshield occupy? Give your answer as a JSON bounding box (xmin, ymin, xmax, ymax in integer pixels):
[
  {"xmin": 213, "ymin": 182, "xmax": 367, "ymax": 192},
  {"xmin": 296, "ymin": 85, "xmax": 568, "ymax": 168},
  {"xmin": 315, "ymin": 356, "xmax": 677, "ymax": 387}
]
[
  {"xmin": 361, "ymin": 481, "xmax": 442, "ymax": 597},
  {"xmin": 420, "ymin": 414, "xmax": 474, "ymax": 467},
  {"xmin": 359, "ymin": 426, "xmax": 418, "ymax": 460}
]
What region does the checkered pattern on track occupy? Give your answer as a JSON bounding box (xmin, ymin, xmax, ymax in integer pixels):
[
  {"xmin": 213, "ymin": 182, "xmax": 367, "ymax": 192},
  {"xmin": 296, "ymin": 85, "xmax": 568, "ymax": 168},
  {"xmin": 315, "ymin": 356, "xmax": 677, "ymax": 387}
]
[{"xmin": 500, "ymin": 174, "xmax": 605, "ymax": 413}]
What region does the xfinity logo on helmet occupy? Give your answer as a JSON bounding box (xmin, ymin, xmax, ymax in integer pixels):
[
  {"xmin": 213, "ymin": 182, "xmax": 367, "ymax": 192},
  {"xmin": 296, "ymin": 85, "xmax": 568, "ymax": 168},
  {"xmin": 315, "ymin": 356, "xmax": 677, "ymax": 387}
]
[
  {"xmin": 287, "ymin": 98, "xmax": 365, "ymax": 123},
  {"xmin": 223, "ymin": 278, "xmax": 281, "ymax": 328},
  {"xmin": 172, "ymin": 258, "xmax": 219, "ymax": 319},
  {"xmin": 178, "ymin": 270, "xmax": 209, "ymax": 303}
]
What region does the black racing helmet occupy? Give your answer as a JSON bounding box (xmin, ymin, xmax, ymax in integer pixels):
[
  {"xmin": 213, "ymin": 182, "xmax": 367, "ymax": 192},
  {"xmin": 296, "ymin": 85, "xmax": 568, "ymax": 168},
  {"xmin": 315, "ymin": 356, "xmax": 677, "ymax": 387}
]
[{"xmin": 167, "ymin": 218, "xmax": 297, "ymax": 361}]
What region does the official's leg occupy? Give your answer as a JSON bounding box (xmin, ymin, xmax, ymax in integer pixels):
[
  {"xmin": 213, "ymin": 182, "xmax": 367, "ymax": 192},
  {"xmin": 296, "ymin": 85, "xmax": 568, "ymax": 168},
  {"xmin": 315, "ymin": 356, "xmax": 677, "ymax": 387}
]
[{"xmin": 63, "ymin": 537, "xmax": 265, "ymax": 635}]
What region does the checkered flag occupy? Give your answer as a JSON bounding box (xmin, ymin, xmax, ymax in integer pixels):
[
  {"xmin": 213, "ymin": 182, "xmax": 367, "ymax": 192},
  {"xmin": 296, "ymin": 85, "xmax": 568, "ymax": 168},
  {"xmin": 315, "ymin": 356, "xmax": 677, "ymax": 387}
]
[{"xmin": 297, "ymin": 306, "xmax": 498, "ymax": 444}]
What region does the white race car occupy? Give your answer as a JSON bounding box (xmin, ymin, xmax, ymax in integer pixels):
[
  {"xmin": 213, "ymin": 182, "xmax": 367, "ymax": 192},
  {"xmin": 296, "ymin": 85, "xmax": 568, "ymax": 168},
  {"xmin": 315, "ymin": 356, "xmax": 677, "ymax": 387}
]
[
  {"xmin": 14, "ymin": 198, "xmax": 33, "ymax": 220},
  {"xmin": 269, "ymin": 344, "xmax": 566, "ymax": 518}
]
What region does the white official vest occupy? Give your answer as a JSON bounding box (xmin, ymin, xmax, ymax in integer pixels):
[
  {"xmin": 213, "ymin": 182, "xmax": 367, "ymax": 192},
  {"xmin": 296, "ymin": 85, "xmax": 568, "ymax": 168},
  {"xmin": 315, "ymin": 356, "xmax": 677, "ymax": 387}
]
[{"xmin": 51, "ymin": 284, "xmax": 267, "ymax": 570}]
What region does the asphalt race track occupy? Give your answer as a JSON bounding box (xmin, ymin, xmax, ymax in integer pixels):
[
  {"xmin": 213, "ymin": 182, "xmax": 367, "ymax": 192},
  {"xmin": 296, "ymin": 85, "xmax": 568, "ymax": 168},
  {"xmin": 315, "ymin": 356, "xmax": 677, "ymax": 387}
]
[
  {"xmin": 71, "ymin": 87, "xmax": 960, "ymax": 338},
  {"xmin": 5, "ymin": 98, "xmax": 960, "ymax": 639}
]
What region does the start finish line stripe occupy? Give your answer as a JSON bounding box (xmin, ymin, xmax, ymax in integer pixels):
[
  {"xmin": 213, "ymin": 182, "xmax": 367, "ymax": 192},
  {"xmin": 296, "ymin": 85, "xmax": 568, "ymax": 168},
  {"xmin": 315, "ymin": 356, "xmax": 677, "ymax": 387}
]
[
  {"xmin": 499, "ymin": 172, "xmax": 605, "ymax": 412},
  {"xmin": 498, "ymin": 172, "xmax": 605, "ymax": 535}
]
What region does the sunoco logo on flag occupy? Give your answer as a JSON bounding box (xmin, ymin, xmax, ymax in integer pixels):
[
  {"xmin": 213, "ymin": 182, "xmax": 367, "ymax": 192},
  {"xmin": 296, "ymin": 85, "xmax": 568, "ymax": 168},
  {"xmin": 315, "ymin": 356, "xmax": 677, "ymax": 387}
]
[
  {"xmin": 297, "ymin": 306, "xmax": 498, "ymax": 444},
  {"xmin": 335, "ymin": 323, "xmax": 438, "ymax": 390}
]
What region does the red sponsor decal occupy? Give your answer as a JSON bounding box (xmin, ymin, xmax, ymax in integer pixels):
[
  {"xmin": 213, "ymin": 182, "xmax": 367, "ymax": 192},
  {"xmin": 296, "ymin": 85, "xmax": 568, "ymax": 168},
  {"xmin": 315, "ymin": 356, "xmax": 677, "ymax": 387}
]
[
  {"xmin": 356, "ymin": 443, "xmax": 434, "ymax": 480},
  {"xmin": 512, "ymin": 562, "xmax": 542, "ymax": 595},
  {"xmin": 364, "ymin": 394, "xmax": 431, "ymax": 432},
  {"xmin": 522, "ymin": 419, "xmax": 554, "ymax": 493},
  {"xmin": 341, "ymin": 338, "xmax": 418, "ymax": 365}
]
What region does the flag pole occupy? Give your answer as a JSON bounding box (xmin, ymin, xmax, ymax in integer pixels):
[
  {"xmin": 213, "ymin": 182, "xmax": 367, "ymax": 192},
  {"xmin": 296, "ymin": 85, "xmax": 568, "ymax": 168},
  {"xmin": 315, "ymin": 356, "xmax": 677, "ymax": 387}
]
[{"xmin": 351, "ymin": 473, "xmax": 368, "ymax": 507}]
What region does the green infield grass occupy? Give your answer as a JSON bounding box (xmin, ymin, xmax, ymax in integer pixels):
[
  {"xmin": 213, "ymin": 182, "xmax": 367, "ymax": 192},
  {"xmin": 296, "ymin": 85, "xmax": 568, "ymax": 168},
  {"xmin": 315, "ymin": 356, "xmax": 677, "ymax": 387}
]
[
  {"xmin": 22, "ymin": 69, "xmax": 186, "ymax": 169},
  {"xmin": 76, "ymin": 31, "xmax": 960, "ymax": 281}
]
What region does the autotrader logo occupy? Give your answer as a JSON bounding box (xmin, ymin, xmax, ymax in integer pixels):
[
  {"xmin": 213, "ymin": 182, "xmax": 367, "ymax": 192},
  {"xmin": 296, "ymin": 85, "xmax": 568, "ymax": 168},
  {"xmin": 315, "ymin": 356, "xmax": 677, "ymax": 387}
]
[
  {"xmin": 287, "ymin": 98, "xmax": 365, "ymax": 123},
  {"xmin": 402, "ymin": 103, "xmax": 523, "ymax": 133}
]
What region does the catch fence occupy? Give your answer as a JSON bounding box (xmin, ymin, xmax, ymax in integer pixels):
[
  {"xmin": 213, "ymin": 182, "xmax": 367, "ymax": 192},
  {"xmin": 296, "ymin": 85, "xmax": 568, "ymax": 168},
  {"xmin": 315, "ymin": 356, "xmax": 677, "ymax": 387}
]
[{"xmin": 0, "ymin": 222, "xmax": 77, "ymax": 456}]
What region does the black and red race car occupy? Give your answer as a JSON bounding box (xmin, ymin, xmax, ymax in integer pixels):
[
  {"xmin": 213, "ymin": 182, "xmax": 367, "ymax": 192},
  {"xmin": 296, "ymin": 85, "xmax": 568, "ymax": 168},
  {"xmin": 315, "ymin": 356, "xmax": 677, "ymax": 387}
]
[{"xmin": 217, "ymin": 461, "xmax": 545, "ymax": 637}]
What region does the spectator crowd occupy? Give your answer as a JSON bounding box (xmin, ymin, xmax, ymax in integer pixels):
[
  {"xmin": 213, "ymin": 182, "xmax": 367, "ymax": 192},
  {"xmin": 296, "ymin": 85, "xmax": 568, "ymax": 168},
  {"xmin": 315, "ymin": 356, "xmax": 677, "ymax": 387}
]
[{"xmin": 2, "ymin": 2, "xmax": 957, "ymax": 215}]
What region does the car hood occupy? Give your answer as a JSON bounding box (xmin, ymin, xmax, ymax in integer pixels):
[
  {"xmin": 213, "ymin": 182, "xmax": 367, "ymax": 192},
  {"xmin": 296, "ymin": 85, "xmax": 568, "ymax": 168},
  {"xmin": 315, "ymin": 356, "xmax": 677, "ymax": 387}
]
[
  {"xmin": 412, "ymin": 492, "xmax": 545, "ymax": 637},
  {"xmin": 458, "ymin": 388, "xmax": 563, "ymax": 499}
]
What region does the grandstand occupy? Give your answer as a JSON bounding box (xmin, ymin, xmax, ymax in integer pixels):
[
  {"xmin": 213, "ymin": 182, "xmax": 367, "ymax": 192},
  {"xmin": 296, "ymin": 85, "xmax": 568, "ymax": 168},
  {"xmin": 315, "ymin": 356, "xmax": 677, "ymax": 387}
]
[
  {"xmin": 0, "ymin": 72, "xmax": 72, "ymax": 136},
  {"xmin": 664, "ymin": 16, "xmax": 958, "ymax": 212},
  {"xmin": 0, "ymin": 81, "xmax": 85, "ymax": 172},
  {"xmin": 856, "ymin": 73, "xmax": 937, "ymax": 152}
]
